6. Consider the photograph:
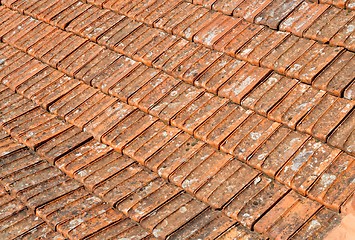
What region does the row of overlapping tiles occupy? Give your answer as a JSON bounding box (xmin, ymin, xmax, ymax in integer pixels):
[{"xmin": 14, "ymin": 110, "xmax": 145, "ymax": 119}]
[
  {"xmin": 82, "ymin": 0, "xmax": 355, "ymax": 98},
  {"xmin": 3, "ymin": 0, "xmax": 355, "ymax": 100},
  {"xmin": 0, "ymin": 3, "xmax": 354, "ymax": 211},
  {"xmin": 0, "ymin": 2, "xmax": 354, "ymax": 156},
  {"xmin": 0, "ymin": 61, "xmax": 340, "ymax": 239},
  {"xmin": 0, "ymin": 183, "xmax": 65, "ymax": 239},
  {"xmin": 0, "ymin": 15, "xmax": 353, "ymax": 238},
  {"xmin": 183, "ymin": 0, "xmax": 355, "ymax": 47},
  {"xmin": 0, "ymin": 1, "xmax": 354, "ymax": 238},
  {"xmin": 309, "ymin": 0, "xmax": 355, "ymax": 9},
  {"xmin": 2, "ymin": 126, "xmax": 261, "ymax": 239}
]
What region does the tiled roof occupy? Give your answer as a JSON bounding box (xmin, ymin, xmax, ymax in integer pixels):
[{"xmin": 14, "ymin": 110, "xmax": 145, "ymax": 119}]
[{"xmin": 0, "ymin": 0, "xmax": 354, "ymax": 239}]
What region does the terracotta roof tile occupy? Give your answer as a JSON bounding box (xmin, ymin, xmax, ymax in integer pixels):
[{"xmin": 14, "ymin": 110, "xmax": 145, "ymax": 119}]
[
  {"xmin": 0, "ymin": 194, "xmax": 65, "ymax": 239},
  {"xmin": 0, "ymin": 0, "xmax": 354, "ymax": 239}
]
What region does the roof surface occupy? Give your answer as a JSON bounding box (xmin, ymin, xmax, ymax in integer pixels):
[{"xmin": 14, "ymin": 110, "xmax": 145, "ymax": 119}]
[{"xmin": 0, "ymin": 0, "xmax": 354, "ymax": 239}]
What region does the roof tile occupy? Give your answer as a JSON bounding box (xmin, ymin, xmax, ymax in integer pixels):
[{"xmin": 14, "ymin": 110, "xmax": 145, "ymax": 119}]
[
  {"xmin": 216, "ymin": 224, "xmax": 265, "ymax": 239},
  {"xmin": 276, "ymin": 138, "xmax": 341, "ymax": 192},
  {"xmin": 168, "ymin": 207, "xmax": 235, "ymax": 239},
  {"xmin": 328, "ymin": 109, "xmax": 355, "ymax": 153},
  {"xmin": 0, "ymin": 209, "xmax": 46, "ymax": 239},
  {"xmin": 213, "ymin": 0, "xmax": 244, "ymax": 15},
  {"xmin": 200, "ymin": 58, "xmax": 246, "ymax": 94},
  {"xmin": 224, "ymin": 175, "xmax": 289, "ymax": 227},
  {"xmin": 254, "ymin": 0, "xmax": 303, "ymax": 29},
  {"xmin": 279, "ymin": 1, "xmax": 329, "ymax": 37},
  {"xmin": 52, "ymin": 1, "xmax": 91, "ymax": 29},
  {"xmin": 254, "ymin": 190, "xmax": 321, "ymax": 239},
  {"xmin": 148, "ymin": 197, "xmax": 208, "ymax": 238},
  {"xmin": 14, "ymin": 23, "xmax": 57, "ymax": 52},
  {"xmin": 36, "ymin": 126, "xmax": 92, "ymax": 163},
  {"xmin": 232, "ymin": 0, "xmax": 273, "ymax": 22},
  {"xmin": 268, "ymin": 83, "xmax": 325, "ymax": 129},
  {"xmin": 194, "ymin": 102, "xmax": 251, "ymax": 148},
  {"xmin": 144, "ymin": 133, "xmax": 199, "ymax": 174},
  {"xmin": 298, "ymin": 94, "xmax": 354, "ymax": 142},
  {"xmin": 0, "ymin": 1, "xmax": 354, "ymax": 237},
  {"xmin": 292, "ymin": 206, "xmax": 341, "ymax": 239},
  {"xmin": 194, "ymin": 14, "xmax": 240, "ymax": 47},
  {"xmin": 218, "ymin": 63, "xmax": 271, "ymax": 104},
  {"xmin": 314, "ymin": 51, "xmax": 355, "ymax": 97},
  {"xmin": 206, "ymin": 163, "xmax": 260, "ymax": 209},
  {"xmin": 144, "ymin": 0, "xmax": 183, "ymax": 27},
  {"xmin": 94, "ymin": 164, "xmax": 154, "ymax": 205}
]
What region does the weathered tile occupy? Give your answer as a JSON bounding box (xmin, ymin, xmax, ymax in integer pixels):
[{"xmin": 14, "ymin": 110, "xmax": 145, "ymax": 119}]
[
  {"xmin": 297, "ymin": 94, "xmax": 353, "ymax": 140},
  {"xmin": 224, "ymin": 24, "xmax": 264, "ymax": 56},
  {"xmin": 218, "ymin": 63, "xmax": 271, "ymax": 104},
  {"xmin": 36, "ymin": 127, "xmax": 92, "ymax": 164},
  {"xmin": 268, "ymin": 84, "xmax": 325, "ymax": 129},
  {"xmin": 195, "ymin": 103, "xmax": 252, "ymax": 148},
  {"xmin": 254, "ymin": 191, "xmax": 321, "ymax": 239},
  {"xmin": 181, "ymin": 150, "xmax": 232, "ymax": 194},
  {"xmin": 252, "ymin": 129, "xmax": 309, "ymax": 177},
  {"xmin": 308, "ymin": 153, "xmax": 355, "ymax": 210},
  {"xmin": 213, "ymin": 20, "xmax": 250, "ymax": 52},
  {"xmin": 279, "ymin": 1, "xmax": 329, "ymax": 37},
  {"xmin": 167, "ymin": 144, "xmax": 212, "ymax": 186},
  {"xmin": 195, "ymin": 160, "xmax": 243, "ymax": 203},
  {"xmin": 130, "ymin": 126, "xmax": 181, "ymax": 164},
  {"xmin": 128, "ymin": 183, "xmax": 181, "ymax": 222},
  {"xmin": 220, "ymin": 114, "xmax": 263, "ymax": 155},
  {"xmin": 292, "ymin": 207, "xmax": 341, "ymax": 240},
  {"xmin": 328, "ymin": 109, "xmax": 354, "ymax": 154},
  {"xmin": 107, "ymin": 114, "xmax": 157, "ymax": 152},
  {"xmin": 203, "ymin": 59, "xmax": 245, "ymax": 94},
  {"xmin": 168, "ymin": 207, "xmax": 235, "ymax": 240},
  {"xmin": 94, "ymin": 166, "xmax": 155, "ymax": 206},
  {"xmin": 213, "ymin": 0, "xmax": 244, "ymax": 15},
  {"xmin": 226, "ymin": 177, "xmax": 288, "ymax": 228},
  {"xmin": 313, "ymin": 51, "xmax": 355, "ymax": 96},
  {"xmin": 148, "ymin": 197, "xmax": 207, "ymax": 239},
  {"xmin": 194, "ymin": 14, "xmax": 240, "ymax": 47},
  {"xmin": 241, "ymin": 73, "xmax": 296, "ymax": 116},
  {"xmin": 254, "ymin": 0, "xmax": 303, "ymax": 29},
  {"xmin": 233, "ymin": 0, "xmax": 272, "ymax": 22}
]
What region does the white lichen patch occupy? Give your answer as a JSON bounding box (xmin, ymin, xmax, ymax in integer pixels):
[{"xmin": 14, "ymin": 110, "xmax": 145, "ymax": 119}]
[
  {"xmin": 179, "ymin": 206, "xmax": 187, "ymax": 213},
  {"xmin": 320, "ymin": 173, "xmax": 336, "ymax": 188},
  {"xmin": 308, "ymin": 219, "xmax": 321, "ymax": 230},
  {"xmin": 250, "ymin": 132, "xmax": 262, "ymax": 140},
  {"xmin": 153, "ymin": 228, "xmax": 162, "ymax": 237},
  {"xmin": 346, "ymin": 24, "xmax": 355, "ymax": 34},
  {"xmin": 291, "ymin": 150, "xmax": 314, "ymax": 171},
  {"xmin": 69, "ymin": 218, "xmax": 84, "ymax": 229},
  {"xmin": 182, "ymin": 178, "xmax": 198, "ymax": 188},
  {"xmin": 254, "ymin": 176, "xmax": 262, "ymax": 185},
  {"xmin": 257, "ymin": 153, "xmax": 267, "ymax": 161},
  {"xmin": 170, "ymin": 90, "xmax": 178, "ymax": 97}
]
